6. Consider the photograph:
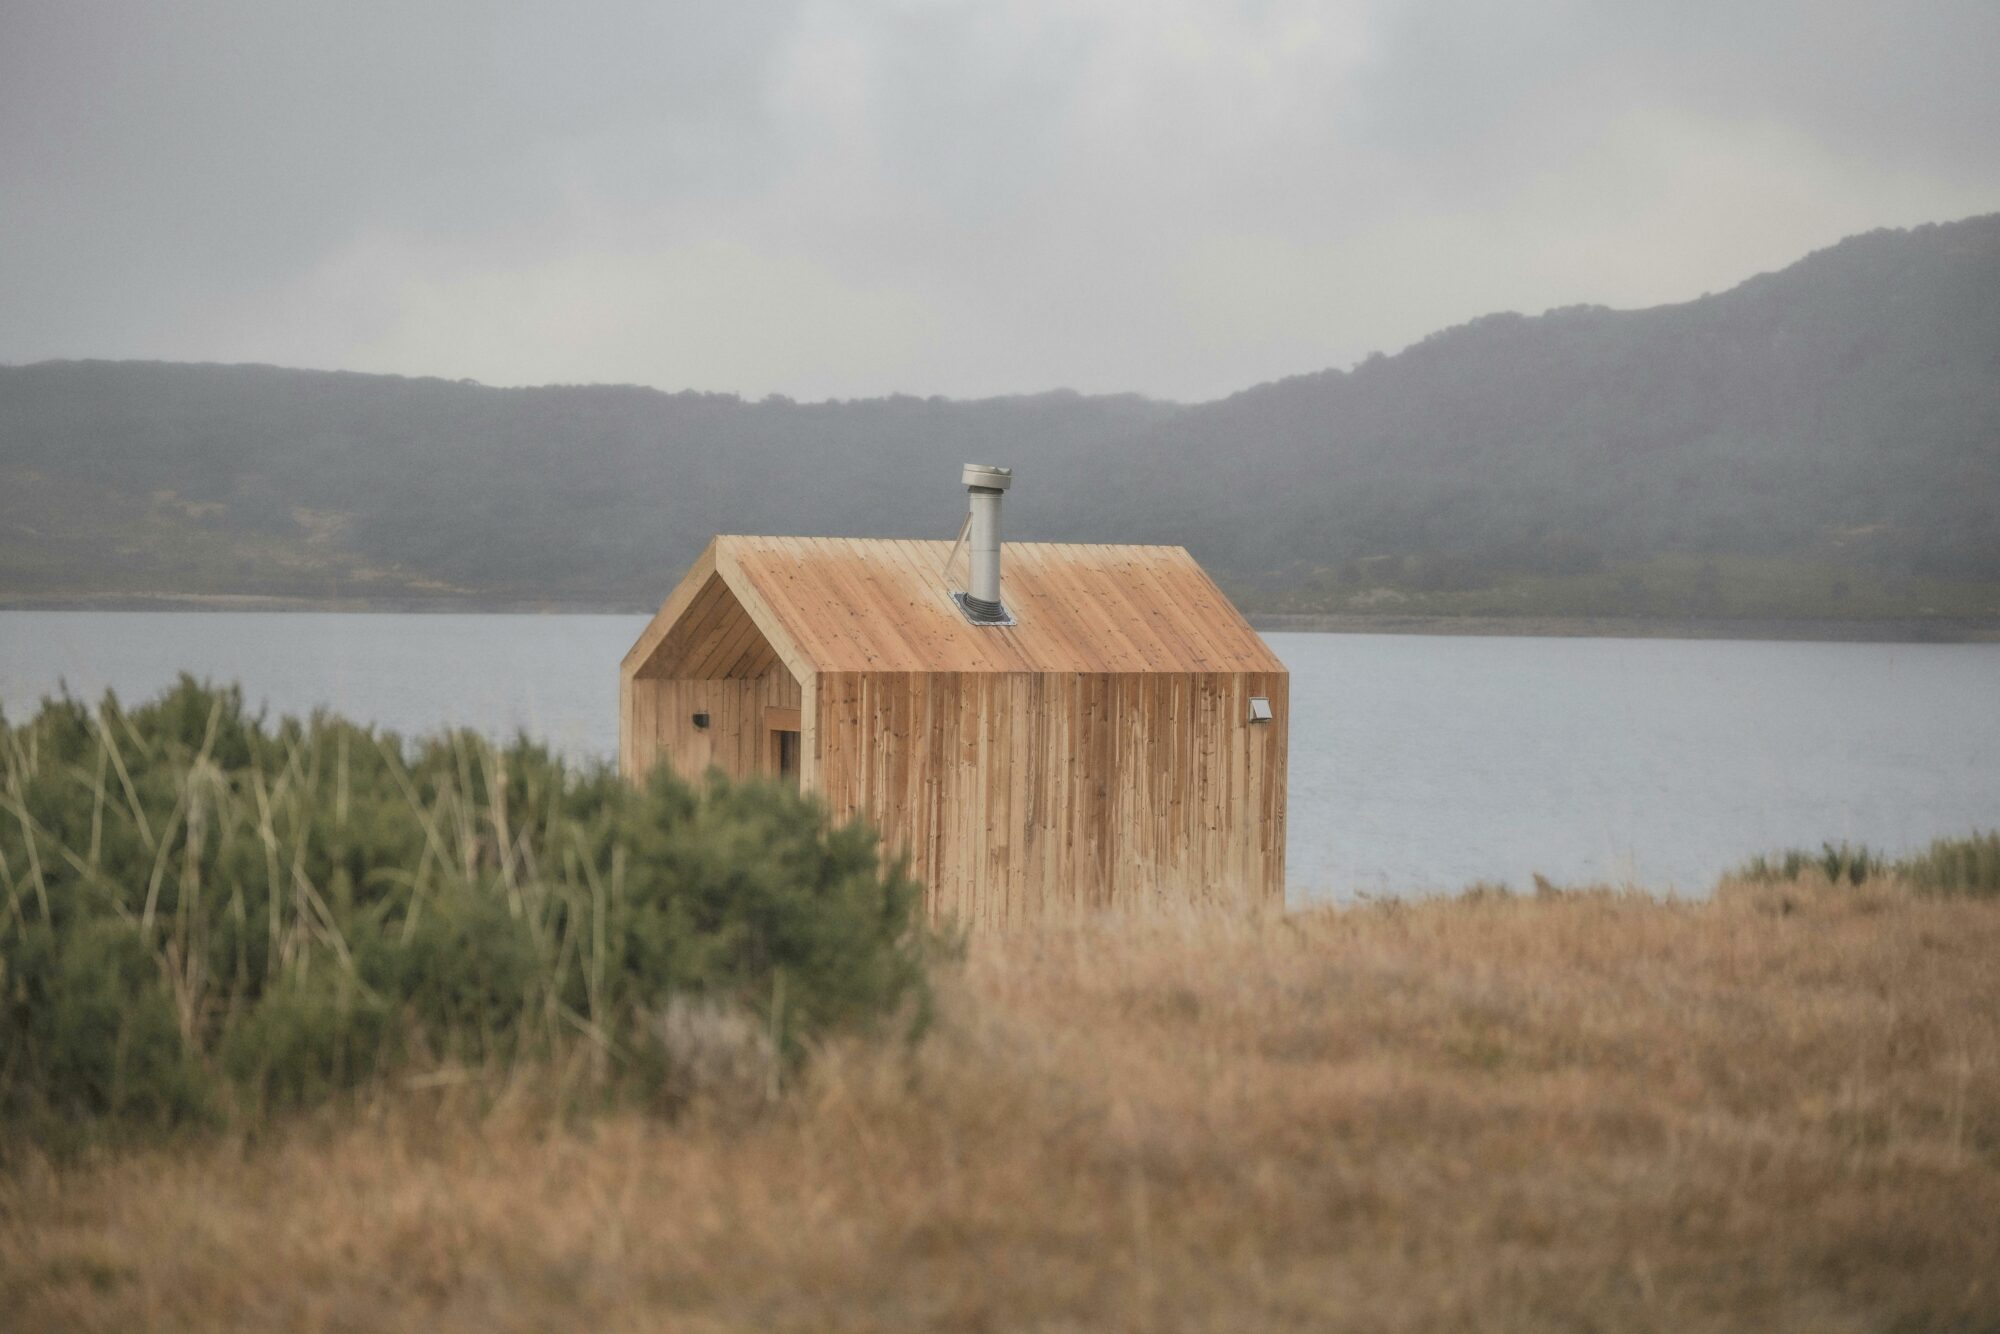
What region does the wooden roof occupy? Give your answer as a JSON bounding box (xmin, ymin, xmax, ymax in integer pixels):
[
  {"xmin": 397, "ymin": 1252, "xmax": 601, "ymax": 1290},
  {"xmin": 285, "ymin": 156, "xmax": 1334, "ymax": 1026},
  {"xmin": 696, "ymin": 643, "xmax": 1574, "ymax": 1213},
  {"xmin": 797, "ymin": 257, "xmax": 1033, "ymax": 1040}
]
[{"xmin": 622, "ymin": 536, "xmax": 1285, "ymax": 677}]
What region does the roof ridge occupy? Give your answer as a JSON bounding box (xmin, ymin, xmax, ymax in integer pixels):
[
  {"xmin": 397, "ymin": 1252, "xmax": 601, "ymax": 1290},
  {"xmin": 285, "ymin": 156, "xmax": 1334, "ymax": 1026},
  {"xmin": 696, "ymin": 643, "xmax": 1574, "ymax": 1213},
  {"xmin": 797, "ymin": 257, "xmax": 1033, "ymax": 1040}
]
[
  {"xmin": 627, "ymin": 534, "xmax": 1284, "ymax": 675},
  {"xmin": 715, "ymin": 534, "xmax": 1190, "ymax": 551}
]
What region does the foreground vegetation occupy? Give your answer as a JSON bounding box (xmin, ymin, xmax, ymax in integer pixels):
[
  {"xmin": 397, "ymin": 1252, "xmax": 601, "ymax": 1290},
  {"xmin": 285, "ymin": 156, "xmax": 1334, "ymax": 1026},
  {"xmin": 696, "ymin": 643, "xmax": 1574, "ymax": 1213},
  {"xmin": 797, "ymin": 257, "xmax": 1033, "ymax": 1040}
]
[
  {"xmin": 1736, "ymin": 832, "xmax": 2000, "ymax": 897},
  {"xmin": 4, "ymin": 871, "xmax": 1997, "ymax": 1330},
  {"xmin": 4, "ymin": 681, "xmax": 1997, "ymax": 1327},
  {"xmin": 0, "ymin": 681, "xmax": 934, "ymax": 1148}
]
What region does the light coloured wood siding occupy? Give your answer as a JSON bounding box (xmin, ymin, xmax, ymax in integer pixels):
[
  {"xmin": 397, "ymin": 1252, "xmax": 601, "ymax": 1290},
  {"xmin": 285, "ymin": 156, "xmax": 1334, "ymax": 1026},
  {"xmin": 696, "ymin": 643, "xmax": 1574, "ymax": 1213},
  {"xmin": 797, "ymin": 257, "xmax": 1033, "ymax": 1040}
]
[
  {"xmin": 632, "ymin": 569, "xmax": 781, "ymax": 681},
  {"xmin": 813, "ymin": 670, "xmax": 1286, "ymax": 925},
  {"xmin": 620, "ymin": 534, "xmax": 1292, "ymax": 923},
  {"xmin": 621, "ymin": 666, "xmax": 803, "ymax": 785}
]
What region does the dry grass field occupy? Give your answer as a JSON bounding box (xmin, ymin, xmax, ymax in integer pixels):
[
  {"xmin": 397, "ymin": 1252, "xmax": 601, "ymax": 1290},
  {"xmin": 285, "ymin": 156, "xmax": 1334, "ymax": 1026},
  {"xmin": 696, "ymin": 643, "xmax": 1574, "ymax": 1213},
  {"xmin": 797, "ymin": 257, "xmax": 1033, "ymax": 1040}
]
[{"xmin": 5, "ymin": 874, "xmax": 1999, "ymax": 1332}]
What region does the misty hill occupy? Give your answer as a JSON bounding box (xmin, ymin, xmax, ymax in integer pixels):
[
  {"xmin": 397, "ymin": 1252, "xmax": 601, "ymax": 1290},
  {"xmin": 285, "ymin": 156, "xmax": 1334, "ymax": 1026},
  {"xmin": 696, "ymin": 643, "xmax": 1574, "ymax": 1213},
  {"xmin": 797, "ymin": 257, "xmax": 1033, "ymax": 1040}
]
[
  {"xmin": 3, "ymin": 214, "xmax": 1998, "ymax": 616},
  {"xmin": 0, "ymin": 368, "xmax": 1178, "ymax": 606},
  {"xmin": 1147, "ymin": 214, "xmax": 2000, "ymax": 599}
]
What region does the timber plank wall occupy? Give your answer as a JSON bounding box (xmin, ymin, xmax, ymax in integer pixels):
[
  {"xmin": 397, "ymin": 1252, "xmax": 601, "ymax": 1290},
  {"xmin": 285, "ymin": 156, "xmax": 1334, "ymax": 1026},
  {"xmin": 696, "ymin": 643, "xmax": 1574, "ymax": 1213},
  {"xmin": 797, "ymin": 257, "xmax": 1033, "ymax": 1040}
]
[
  {"xmin": 814, "ymin": 670, "xmax": 1286, "ymax": 925},
  {"xmin": 620, "ymin": 536, "xmax": 1289, "ymax": 925}
]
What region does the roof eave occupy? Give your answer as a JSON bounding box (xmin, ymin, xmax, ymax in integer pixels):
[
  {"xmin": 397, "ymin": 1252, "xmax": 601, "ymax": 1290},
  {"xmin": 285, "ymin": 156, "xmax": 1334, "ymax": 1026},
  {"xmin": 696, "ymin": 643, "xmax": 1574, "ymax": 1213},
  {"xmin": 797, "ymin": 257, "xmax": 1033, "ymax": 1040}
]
[{"xmin": 621, "ymin": 536, "xmax": 818, "ymax": 683}]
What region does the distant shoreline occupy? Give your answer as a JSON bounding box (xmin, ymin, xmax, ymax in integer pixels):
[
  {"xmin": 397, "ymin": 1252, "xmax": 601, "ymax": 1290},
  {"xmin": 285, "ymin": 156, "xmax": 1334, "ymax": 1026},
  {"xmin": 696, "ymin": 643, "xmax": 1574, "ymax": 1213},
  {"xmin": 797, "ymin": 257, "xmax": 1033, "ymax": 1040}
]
[
  {"xmin": 1246, "ymin": 611, "xmax": 2000, "ymax": 643},
  {"xmin": 6, "ymin": 592, "xmax": 2000, "ymax": 642}
]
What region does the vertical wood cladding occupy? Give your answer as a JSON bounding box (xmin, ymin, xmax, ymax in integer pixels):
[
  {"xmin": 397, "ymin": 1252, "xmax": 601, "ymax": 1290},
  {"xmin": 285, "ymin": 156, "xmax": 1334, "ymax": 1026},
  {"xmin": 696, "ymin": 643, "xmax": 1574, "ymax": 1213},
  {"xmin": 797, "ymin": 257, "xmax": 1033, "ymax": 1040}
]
[
  {"xmin": 620, "ymin": 536, "xmax": 1290, "ymax": 923},
  {"xmin": 621, "ymin": 667, "xmax": 803, "ymax": 785},
  {"xmin": 812, "ymin": 671, "xmax": 1286, "ymax": 925}
]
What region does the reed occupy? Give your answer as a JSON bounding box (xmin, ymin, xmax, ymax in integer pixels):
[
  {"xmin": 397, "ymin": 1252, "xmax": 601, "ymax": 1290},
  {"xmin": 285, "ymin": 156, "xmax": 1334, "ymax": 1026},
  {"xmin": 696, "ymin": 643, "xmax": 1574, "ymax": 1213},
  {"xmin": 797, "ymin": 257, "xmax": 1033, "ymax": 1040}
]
[
  {"xmin": 1901, "ymin": 830, "xmax": 2000, "ymax": 898},
  {"xmin": 5, "ymin": 875, "xmax": 1997, "ymax": 1330},
  {"xmin": 6, "ymin": 681, "xmax": 1998, "ymax": 1327},
  {"xmin": 0, "ymin": 678, "xmax": 936, "ymax": 1148},
  {"xmin": 1734, "ymin": 832, "xmax": 2000, "ymax": 897}
]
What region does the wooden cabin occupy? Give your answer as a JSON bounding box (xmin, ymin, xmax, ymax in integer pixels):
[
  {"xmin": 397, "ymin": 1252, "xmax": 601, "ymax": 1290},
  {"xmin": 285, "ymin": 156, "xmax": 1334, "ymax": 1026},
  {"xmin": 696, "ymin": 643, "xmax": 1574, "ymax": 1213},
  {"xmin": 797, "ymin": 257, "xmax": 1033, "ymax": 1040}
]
[{"xmin": 619, "ymin": 471, "xmax": 1288, "ymax": 924}]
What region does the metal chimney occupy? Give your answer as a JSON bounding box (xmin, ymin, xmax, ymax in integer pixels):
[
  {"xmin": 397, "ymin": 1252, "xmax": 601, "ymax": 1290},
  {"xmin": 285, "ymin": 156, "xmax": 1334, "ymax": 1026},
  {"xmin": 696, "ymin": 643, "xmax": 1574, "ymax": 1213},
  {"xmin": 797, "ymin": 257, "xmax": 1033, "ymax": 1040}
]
[{"xmin": 955, "ymin": 463, "xmax": 1014, "ymax": 625}]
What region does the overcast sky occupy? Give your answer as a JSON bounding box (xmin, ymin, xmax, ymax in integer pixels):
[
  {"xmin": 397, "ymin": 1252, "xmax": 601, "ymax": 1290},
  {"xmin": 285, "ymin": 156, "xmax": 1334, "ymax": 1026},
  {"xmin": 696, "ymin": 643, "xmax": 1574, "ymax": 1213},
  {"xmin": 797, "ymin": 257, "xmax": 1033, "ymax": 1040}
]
[{"xmin": 3, "ymin": 1, "xmax": 1997, "ymax": 402}]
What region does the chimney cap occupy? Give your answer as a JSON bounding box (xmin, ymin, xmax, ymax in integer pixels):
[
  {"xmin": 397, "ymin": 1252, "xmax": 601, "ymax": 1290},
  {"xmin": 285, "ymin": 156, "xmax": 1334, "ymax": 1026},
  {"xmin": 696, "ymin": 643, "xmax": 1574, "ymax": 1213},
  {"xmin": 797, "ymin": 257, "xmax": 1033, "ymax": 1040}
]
[{"xmin": 962, "ymin": 463, "xmax": 1013, "ymax": 492}]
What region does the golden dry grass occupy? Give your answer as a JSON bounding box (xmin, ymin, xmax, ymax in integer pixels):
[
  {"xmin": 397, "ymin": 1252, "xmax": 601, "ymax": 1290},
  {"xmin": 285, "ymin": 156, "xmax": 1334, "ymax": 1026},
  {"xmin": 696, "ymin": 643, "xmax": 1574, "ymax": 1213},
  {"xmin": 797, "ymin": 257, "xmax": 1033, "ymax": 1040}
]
[{"xmin": 5, "ymin": 876, "xmax": 2000, "ymax": 1332}]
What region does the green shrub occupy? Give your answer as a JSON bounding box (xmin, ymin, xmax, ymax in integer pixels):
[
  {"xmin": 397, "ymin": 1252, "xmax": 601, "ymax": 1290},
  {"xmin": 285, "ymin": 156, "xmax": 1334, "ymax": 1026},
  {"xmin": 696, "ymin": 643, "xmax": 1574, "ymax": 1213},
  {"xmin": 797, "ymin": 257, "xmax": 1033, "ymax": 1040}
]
[
  {"xmin": 1734, "ymin": 841, "xmax": 1884, "ymax": 887},
  {"xmin": 0, "ymin": 677, "xmax": 936, "ymax": 1147},
  {"xmin": 1900, "ymin": 831, "xmax": 2000, "ymax": 899},
  {"xmin": 1731, "ymin": 833, "xmax": 2000, "ymax": 898}
]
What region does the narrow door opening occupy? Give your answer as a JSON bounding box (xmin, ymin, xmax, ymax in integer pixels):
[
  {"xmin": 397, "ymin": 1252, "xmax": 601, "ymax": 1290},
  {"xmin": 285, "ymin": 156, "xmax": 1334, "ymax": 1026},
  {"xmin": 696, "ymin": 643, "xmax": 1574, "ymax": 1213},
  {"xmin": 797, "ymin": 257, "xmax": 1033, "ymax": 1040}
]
[{"xmin": 772, "ymin": 729, "xmax": 801, "ymax": 790}]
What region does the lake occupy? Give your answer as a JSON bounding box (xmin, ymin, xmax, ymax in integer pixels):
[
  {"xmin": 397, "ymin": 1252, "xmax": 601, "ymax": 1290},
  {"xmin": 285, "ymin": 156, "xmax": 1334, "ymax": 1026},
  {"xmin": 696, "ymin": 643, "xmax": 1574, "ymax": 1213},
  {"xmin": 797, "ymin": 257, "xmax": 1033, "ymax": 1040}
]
[{"xmin": 3, "ymin": 611, "xmax": 1995, "ymax": 901}]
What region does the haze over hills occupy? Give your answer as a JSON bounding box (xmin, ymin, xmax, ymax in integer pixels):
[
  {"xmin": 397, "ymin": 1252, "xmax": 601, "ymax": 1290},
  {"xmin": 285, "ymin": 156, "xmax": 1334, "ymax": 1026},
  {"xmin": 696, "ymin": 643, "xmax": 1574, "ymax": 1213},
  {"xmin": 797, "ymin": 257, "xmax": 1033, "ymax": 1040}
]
[{"xmin": 3, "ymin": 214, "xmax": 1998, "ymax": 620}]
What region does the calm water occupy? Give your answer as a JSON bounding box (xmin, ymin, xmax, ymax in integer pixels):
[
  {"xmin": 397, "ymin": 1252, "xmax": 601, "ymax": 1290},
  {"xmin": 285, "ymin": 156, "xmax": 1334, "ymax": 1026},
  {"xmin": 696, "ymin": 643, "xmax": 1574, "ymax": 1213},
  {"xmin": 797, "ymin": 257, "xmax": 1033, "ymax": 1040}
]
[{"xmin": 3, "ymin": 612, "xmax": 1996, "ymax": 901}]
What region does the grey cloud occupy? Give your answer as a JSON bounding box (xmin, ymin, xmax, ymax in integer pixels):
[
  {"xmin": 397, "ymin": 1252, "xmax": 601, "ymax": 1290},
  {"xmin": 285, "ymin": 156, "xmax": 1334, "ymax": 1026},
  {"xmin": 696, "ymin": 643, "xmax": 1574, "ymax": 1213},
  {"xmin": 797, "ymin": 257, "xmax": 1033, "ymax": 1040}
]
[
  {"xmin": 1, "ymin": 0, "xmax": 1996, "ymax": 400},
  {"xmin": 2, "ymin": 4, "xmax": 795, "ymax": 285},
  {"xmin": 1351, "ymin": 1, "xmax": 2000, "ymax": 187}
]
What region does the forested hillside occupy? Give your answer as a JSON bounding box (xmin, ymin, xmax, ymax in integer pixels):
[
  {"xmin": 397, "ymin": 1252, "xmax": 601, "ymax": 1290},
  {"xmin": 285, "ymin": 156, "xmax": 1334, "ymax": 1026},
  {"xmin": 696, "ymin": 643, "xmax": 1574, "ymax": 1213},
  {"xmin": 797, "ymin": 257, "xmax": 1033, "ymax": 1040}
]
[
  {"xmin": 1159, "ymin": 213, "xmax": 2000, "ymax": 613},
  {"xmin": 4, "ymin": 214, "xmax": 1997, "ymax": 617}
]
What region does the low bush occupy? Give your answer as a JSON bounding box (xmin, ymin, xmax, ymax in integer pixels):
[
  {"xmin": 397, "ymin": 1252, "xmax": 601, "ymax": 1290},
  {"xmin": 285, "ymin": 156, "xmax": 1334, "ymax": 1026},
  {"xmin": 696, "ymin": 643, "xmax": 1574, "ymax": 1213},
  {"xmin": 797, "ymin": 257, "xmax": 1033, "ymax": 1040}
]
[
  {"xmin": 0, "ymin": 677, "xmax": 936, "ymax": 1147},
  {"xmin": 1732, "ymin": 832, "xmax": 2000, "ymax": 898},
  {"xmin": 1899, "ymin": 830, "xmax": 2000, "ymax": 899},
  {"xmin": 1734, "ymin": 841, "xmax": 1884, "ymax": 887}
]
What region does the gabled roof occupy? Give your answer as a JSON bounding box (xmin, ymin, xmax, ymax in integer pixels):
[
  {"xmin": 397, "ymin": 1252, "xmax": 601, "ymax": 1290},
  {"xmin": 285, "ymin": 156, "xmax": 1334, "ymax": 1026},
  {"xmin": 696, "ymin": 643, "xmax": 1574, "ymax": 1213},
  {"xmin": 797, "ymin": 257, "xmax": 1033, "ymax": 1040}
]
[{"xmin": 622, "ymin": 536, "xmax": 1286, "ymax": 677}]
